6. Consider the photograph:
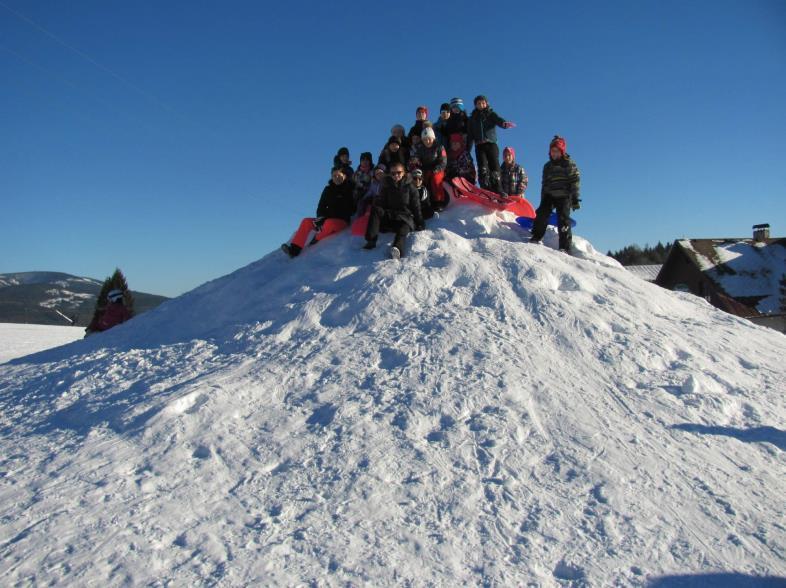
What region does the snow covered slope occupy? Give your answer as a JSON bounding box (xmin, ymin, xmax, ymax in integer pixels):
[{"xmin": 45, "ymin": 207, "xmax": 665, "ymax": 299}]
[
  {"xmin": 1, "ymin": 205, "xmax": 784, "ymax": 586},
  {"xmin": 0, "ymin": 323, "xmax": 85, "ymax": 364}
]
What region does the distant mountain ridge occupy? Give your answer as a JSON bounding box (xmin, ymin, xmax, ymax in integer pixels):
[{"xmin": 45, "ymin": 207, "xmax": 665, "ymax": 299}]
[{"xmin": 0, "ymin": 271, "xmax": 169, "ymax": 326}]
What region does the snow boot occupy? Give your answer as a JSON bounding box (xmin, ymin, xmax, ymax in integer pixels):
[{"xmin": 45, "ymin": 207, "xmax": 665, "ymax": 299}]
[
  {"xmin": 281, "ymin": 243, "xmax": 302, "ymax": 258},
  {"xmin": 389, "ymin": 246, "xmax": 401, "ymax": 260},
  {"xmin": 362, "ymin": 240, "xmax": 377, "ymax": 250}
]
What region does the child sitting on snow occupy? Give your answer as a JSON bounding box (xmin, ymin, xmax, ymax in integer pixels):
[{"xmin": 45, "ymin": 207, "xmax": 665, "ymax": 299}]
[
  {"xmin": 415, "ymin": 127, "xmax": 448, "ymax": 211},
  {"xmin": 380, "ymin": 124, "xmax": 409, "ymax": 161},
  {"xmin": 353, "ymin": 152, "xmax": 375, "ymax": 205},
  {"xmin": 281, "ymin": 167, "xmax": 355, "ymax": 258},
  {"xmin": 445, "ymin": 133, "xmax": 477, "ymax": 185},
  {"xmin": 378, "ymin": 136, "xmax": 408, "ymax": 171},
  {"xmin": 411, "ymin": 168, "xmax": 436, "ymax": 220},
  {"xmin": 356, "ymin": 164, "xmax": 386, "ymax": 216}
]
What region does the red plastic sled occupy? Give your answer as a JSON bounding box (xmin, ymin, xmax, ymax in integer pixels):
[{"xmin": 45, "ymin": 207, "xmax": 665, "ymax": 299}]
[{"xmin": 448, "ymin": 176, "xmax": 536, "ymax": 218}]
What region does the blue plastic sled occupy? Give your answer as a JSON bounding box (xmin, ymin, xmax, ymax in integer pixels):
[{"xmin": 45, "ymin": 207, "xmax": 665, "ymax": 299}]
[{"xmin": 516, "ymin": 213, "xmax": 577, "ymax": 230}]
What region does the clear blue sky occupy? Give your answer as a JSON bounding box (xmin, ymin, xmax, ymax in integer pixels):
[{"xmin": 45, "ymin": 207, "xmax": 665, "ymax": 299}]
[{"xmin": 2, "ymin": 0, "xmax": 785, "ymax": 297}]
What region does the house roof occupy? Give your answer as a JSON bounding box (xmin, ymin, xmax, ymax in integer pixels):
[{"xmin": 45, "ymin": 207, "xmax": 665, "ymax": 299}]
[
  {"xmin": 674, "ymin": 237, "xmax": 786, "ymax": 314},
  {"xmin": 625, "ymin": 265, "xmax": 662, "ymax": 281}
]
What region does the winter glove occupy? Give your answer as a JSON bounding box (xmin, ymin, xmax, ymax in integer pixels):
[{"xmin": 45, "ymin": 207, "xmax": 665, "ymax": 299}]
[
  {"xmin": 571, "ymin": 198, "xmax": 581, "ymax": 211},
  {"xmin": 501, "ymin": 121, "xmax": 516, "ymax": 129}
]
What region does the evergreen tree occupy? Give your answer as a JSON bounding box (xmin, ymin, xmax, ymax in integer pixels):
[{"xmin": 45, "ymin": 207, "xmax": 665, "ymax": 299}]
[{"xmin": 607, "ymin": 242, "xmax": 673, "ymax": 266}]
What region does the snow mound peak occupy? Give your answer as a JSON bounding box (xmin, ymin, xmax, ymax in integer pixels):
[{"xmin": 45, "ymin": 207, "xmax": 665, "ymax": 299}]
[{"xmin": 1, "ymin": 204, "xmax": 785, "ymax": 585}]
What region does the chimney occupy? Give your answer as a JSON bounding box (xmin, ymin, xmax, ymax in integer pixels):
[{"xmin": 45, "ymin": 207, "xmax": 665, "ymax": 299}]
[{"xmin": 752, "ymin": 223, "xmax": 770, "ymax": 242}]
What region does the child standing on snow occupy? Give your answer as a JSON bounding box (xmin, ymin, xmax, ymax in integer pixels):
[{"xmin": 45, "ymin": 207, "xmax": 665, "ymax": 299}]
[
  {"xmin": 433, "ymin": 103, "xmax": 451, "ymax": 147},
  {"xmin": 499, "ymin": 146, "xmax": 528, "ymax": 198},
  {"xmin": 467, "ymin": 95, "xmax": 516, "ymax": 192},
  {"xmin": 408, "ymin": 106, "xmax": 430, "ymax": 147},
  {"xmin": 444, "ymin": 97, "xmax": 469, "ymax": 150},
  {"xmin": 529, "ymin": 135, "xmax": 581, "ymax": 253},
  {"xmin": 281, "ymin": 167, "xmax": 355, "ymax": 258}
]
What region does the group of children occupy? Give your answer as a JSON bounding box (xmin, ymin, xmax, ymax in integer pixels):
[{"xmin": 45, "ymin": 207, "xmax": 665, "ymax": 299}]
[{"xmin": 282, "ymin": 95, "xmax": 581, "ymax": 259}]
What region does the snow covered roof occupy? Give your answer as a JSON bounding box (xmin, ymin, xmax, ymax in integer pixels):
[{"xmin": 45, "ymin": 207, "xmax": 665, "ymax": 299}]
[
  {"xmin": 676, "ymin": 238, "xmax": 786, "ymax": 314},
  {"xmin": 624, "ymin": 264, "xmax": 662, "ymax": 281}
]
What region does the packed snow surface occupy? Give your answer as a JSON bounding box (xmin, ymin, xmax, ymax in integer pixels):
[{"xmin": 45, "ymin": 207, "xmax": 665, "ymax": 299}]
[
  {"xmin": 1, "ymin": 205, "xmax": 785, "ymax": 586},
  {"xmin": 0, "ymin": 323, "xmax": 85, "ymax": 364}
]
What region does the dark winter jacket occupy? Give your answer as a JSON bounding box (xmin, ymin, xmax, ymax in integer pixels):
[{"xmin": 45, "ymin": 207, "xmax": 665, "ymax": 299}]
[
  {"xmin": 415, "ymin": 142, "xmax": 447, "ymax": 174},
  {"xmin": 444, "ymin": 110, "xmax": 469, "ymax": 140},
  {"xmin": 376, "ymin": 176, "xmax": 423, "ymax": 230},
  {"xmin": 408, "ymin": 120, "xmax": 430, "ymax": 141},
  {"xmin": 541, "ymin": 154, "xmax": 580, "ymax": 202},
  {"xmin": 467, "ymin": 107, "xmax": 508, "ymax": 150},
  {"xmin": 378, "ymin": 147, "xmax": 408, "ymax": 170},
  {"xmin": 317, "ymin": 178, "xmax": 356, "ymax": 223},
  {"xmin": 433, "ymin": 117, "xmax": 450, "ymax": 146},
  {"xmin": 501, "ymin": 162, "xmax": 528, "ymax": 196}
]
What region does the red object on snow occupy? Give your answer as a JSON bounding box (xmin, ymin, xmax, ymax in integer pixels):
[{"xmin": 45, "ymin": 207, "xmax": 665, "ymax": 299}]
[
  {"xmin": 351, "ymin": 210, "xmax": 370, "ymax": 236},
  {"xmin": 448, "ymin": 176, "xmax": 536, "ymax": 218}
]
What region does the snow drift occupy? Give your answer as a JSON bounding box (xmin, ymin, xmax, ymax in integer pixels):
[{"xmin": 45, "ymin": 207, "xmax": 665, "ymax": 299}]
[{"xmin": 1, "ymin": 204, "xmax": 784, "ymax": 586}]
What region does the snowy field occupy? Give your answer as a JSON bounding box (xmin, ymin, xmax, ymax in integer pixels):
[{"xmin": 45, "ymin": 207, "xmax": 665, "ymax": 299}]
[
  {"xmin": 0, "ymin": 323, "xmax": 85, "ymax": 364},
  {"xmin": 1, "ymin": 204, "xmax": 785, "ymax": 586}
]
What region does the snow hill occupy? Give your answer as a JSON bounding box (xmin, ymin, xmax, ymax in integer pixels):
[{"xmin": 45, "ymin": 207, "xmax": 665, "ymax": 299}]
[{"xmin": 1, "ymin": 205, "xmax": 785, "ymax": 586}]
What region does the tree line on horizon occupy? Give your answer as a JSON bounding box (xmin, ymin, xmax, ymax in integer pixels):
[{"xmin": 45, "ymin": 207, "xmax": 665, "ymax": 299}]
[{"xmin": 606, "ymin": 242, "xmax": 672, "ymax": 266}]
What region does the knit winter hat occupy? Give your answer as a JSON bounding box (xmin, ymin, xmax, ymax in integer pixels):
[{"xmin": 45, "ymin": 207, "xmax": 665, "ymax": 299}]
[
  {"xmin": 449, "ymin": 133, "xmax": 464, "ymax": 147},
  {"xmin": 550, "ymin": 135, "xmax": 567, "ymax": 156},
  {"xmin": 411, "ymin": 168, "xmax": 423, "ymax": 178},
  {"xmin": 337, "ymin": 146, "xmax": 350, "ymax": 157},
  {"xmin": 416, "ymin": 105, "xmax": 429, "ymax": 118},
  {"xmin": 421, "ymin": 127, "xmax": 436, "ymax": 141},
  {"xmin": 503, "ymin": 146, "xmax": 516, "ymax": 160},
  {"xmin": 450, "ymin": 97, "xmax": 464, "ymax": 111}
]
